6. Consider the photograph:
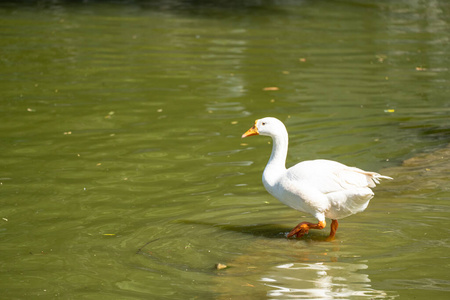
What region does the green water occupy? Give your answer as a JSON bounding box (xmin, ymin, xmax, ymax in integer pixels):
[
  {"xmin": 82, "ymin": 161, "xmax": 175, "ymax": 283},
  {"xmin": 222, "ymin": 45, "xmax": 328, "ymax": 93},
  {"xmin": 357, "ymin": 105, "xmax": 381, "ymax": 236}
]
[{"xmin": 1, "ymin": 1, "xmax": 449, "ymax": 299}]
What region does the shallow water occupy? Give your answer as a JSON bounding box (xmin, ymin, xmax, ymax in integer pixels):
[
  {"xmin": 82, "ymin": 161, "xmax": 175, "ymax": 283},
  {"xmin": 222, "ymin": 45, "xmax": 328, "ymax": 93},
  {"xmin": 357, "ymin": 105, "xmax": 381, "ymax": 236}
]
[{"xmin": 1, "ymin": 0, "xmax": 449, "ymax": 299}]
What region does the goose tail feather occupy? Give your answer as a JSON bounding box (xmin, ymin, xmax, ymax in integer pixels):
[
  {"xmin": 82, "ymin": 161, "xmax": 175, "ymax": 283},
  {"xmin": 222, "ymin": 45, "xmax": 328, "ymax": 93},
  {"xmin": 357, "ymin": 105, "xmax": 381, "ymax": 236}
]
[{"xmin": 371, "ymin": 173, "xmax": 393, "ymax": 185}]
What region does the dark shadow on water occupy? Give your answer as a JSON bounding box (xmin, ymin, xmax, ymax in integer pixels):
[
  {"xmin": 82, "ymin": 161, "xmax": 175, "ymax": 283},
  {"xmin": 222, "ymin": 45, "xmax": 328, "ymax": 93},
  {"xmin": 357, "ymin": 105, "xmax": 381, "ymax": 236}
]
[
  {"xmin": 0, "ymin": 0, "xmax": 295, "ymax": 17},
  {"xmin": 177, "ymin": 219, "xmax": 329, "ymax": 241},
  {"xmin": 181, "ymin": 219, "xmax": 288, "ymax": 238}
]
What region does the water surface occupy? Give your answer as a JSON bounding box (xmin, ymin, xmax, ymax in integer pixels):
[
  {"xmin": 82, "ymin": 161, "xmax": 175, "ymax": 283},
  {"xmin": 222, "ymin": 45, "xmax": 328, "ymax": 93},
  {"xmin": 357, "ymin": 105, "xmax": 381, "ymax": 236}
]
[{"xmin": 1, "ymin": 0, "xmax": 449, "ymax": 299}]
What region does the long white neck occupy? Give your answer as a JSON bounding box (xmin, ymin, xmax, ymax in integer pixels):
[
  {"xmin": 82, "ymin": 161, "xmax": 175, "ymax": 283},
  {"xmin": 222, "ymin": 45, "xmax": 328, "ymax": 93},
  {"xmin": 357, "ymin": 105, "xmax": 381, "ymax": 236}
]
[{"xmin": 263, "ymin": 128, "xmax": 288, "ymax": 187}]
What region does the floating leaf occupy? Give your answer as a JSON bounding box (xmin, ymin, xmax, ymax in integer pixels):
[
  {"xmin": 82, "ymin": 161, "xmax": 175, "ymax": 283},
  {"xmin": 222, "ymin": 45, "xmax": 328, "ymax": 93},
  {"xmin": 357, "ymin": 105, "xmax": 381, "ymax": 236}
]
[{"xmin": 263, "ymin": 87, "xmax": 279, "ymax": 91}]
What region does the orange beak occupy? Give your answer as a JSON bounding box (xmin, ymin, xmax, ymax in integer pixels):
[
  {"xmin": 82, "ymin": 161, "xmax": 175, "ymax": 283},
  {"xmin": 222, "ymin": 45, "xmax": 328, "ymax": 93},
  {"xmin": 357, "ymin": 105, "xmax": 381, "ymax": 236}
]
[{"xmin": 242, "ymin": 120, "xmax": 259, "ymax": 138}]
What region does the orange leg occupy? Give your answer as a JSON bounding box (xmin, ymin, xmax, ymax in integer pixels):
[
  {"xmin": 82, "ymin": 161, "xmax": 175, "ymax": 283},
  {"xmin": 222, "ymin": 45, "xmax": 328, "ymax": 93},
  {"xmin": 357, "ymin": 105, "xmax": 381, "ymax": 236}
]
[
  {"xmin": 287, "ymin": 220, "xmax": 326, "ymax": 238},
  {"xmin": 326, "ymin": 219, "xmax": 339, "ymax": 241}
]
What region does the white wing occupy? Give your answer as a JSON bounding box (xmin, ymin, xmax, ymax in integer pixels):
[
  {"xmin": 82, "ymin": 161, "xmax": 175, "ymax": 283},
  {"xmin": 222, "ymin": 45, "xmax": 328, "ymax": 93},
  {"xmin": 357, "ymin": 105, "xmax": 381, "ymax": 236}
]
[{"xmin": 280, "ymin": 159, "xmax": 392, "ymax": 219}]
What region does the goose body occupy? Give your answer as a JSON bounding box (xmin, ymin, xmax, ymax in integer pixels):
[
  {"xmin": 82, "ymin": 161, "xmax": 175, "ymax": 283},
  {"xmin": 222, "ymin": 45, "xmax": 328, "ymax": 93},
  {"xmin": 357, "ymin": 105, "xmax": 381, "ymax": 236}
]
[{"xmin": 242, "ymin": 117, "xmax": 392, "ymax": 239}]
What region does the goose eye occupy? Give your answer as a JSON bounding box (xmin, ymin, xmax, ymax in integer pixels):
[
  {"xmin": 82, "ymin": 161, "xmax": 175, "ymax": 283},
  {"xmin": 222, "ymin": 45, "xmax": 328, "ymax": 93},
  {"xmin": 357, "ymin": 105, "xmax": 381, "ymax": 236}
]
[{"xmin": 262, "ymin": 122, "xmax": 266, "ymax": 126}]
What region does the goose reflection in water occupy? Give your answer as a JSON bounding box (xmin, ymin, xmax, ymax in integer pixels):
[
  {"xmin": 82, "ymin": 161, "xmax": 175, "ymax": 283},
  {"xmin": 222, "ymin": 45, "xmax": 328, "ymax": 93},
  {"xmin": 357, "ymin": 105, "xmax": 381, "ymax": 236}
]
[{"xmin": 261, "ymin": 262, "xmax": 395, "ymax": 299}]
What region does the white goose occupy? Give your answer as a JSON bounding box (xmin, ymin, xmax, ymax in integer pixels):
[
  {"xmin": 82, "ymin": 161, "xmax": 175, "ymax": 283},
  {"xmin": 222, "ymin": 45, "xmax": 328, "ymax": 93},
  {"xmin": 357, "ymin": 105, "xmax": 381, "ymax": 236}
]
[{"xmin": 242, "ymin": 117, "xmax": 392, "ymax": 240}]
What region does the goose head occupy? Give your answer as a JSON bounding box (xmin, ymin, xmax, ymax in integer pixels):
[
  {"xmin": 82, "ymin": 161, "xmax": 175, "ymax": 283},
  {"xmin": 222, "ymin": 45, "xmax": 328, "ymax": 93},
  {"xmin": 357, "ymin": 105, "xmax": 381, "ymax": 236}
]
[{"xmin": 241, "ymin": 117, "xmax": 287, "ymax": 139}]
